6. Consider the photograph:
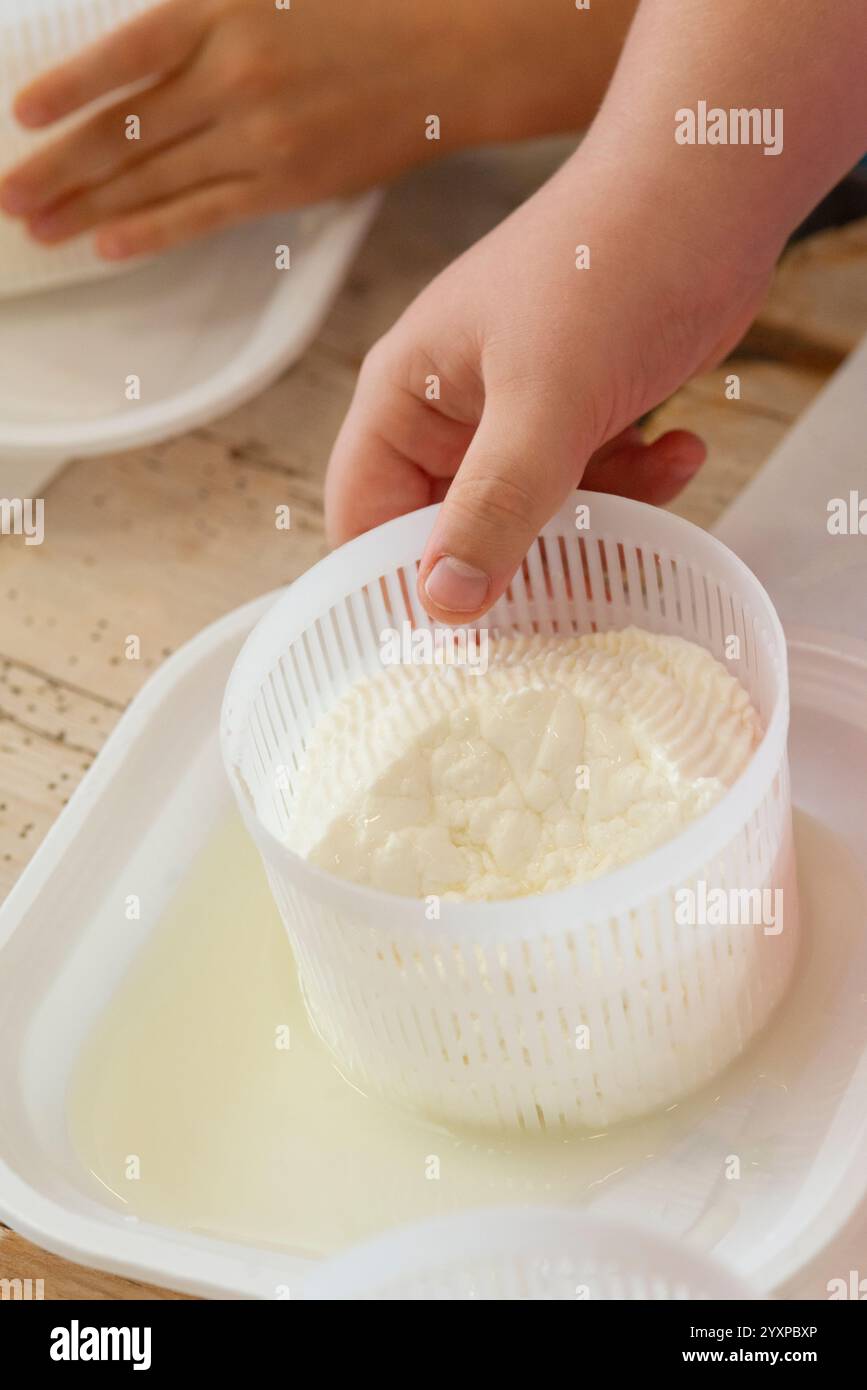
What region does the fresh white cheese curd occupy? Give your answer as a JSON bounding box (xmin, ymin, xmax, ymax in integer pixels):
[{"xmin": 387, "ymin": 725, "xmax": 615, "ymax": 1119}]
[{"xmin": 286, "ymin": 628, "xmax": 763, "ymax": 901}]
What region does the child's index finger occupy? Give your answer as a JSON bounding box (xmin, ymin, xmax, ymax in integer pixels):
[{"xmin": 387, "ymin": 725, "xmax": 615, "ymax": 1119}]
[{"xmin": 12, "ymin": 0, "xmax": 208, "ymax": 128}]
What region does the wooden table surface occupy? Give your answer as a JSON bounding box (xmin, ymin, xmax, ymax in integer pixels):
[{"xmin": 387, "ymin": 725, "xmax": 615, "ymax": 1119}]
[{"xmin": 1, "ymin": 137, "xmax": 866, "ymax": 1300}]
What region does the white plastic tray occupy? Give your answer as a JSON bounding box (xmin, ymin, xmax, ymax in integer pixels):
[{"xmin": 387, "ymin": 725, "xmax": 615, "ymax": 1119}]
[
  {"xmin": 0, "ymin": 192, "xmax": 380, "ymax": 468},
  {"xmin": 0, "ymin": 595, "xmax": 865, "ymax": 1299}
]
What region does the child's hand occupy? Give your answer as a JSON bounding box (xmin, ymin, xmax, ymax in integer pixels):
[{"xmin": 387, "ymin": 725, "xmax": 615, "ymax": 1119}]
[
  {"xmin": 0, "ymin": 0, "xmax": 495, "ymax": 259},
  {"xmin": 329, "ymin": 0, "xmax": 867, "ymax": 625},
  {"xmin": 326, "ymin": 152, "xmax": 773, "ymax": 623},
  {"xmin": 0, "ymin": 0, "xmax": 636, "ymax": 260}
]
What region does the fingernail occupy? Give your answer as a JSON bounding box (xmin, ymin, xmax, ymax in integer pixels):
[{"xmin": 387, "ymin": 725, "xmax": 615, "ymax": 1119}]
[
  {"xmin": 15, "ymin": 99, "xmax": 50, "ymax": 128},
  {"xmin": 424, "ymin": 556, "xmax": 489, "ymax": 613},
  {"xmin": 0, "ymin": 183, "xmax": 32, "ymax": 215},
  {"xmin": 28, "ymin": 212, "xmax": 64, "ymax": 241}
]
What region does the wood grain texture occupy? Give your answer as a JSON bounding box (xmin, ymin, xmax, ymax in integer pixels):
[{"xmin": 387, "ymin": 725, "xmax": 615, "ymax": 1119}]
[
  {"xmin": 1, "ymin": 140, "xmax": 864, "ymax": 1301},
  {"xmin": 0, "ymin": 1226, "xmax": 193, "ymax": 1301}
]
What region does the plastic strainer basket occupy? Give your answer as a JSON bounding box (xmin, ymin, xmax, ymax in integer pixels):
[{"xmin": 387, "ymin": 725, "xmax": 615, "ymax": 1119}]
[
  {"xmin": 302, "ymin": 1208, "xmax": 758, "ymax": 1301},
  {"xmin": 221, "ymin": 491, "xmax": 798, "ymax": 1131}
]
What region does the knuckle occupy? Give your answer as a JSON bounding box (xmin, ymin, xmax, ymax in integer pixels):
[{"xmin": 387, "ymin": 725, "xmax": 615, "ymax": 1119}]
[
  {"xmin": 224, "ymin": 56, "xmax": 259, "ymax": 97},
  {"xmin": 450, "ymin": 467, "xmax": 538, "ymax": 530},
  {"xmin": 220, "ymin": 38, "xmax": 279, "ymax": 99},
  {"xmin": 120, "ymin": 29, "xmax": 163, "ymax": 74},
  {"xmin": 245, "ymin": 109, "xmax": 295, "ymax": 159},
  {"xmin": 359, "ymin": 335, "xmax": 400, "ymax": 386}
]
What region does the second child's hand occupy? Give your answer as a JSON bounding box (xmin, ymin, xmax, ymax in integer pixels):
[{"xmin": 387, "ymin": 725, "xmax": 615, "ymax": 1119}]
[{"xmin": 0, "ymin": 0, "xmax": 638, "ymax": 260}]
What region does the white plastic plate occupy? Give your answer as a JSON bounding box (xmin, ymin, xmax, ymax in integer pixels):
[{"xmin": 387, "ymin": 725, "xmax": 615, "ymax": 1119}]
[
  {"xmin": 0, "ymin": 597, "xmax": 865, "ymax": 1299},
  {"xmin": 0, "ymin": 193, "xmax": 380, "ymax": 467}
]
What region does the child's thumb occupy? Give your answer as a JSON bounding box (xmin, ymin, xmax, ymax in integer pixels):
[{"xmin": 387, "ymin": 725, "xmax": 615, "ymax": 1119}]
[{"xmin": 418, "ymin": 391, "xmax": 587, "ymax": 623}]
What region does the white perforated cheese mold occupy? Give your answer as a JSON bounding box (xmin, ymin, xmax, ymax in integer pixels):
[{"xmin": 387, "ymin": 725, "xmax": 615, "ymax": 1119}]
[
  {"xmin": 303, "ymin": 1208, "xmax": 757, "ymax": 1301},
  {"xmin": 221, "ymin": 492, "xmax": 797, "ymax": 1132},
  {"xmin": 0, "ymin": 0, "xmax": 157, "ymax": 299}
]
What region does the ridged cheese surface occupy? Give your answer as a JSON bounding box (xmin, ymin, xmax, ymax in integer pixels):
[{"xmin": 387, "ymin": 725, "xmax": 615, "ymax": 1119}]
[{"xmin": 286, "ymin": 628, "xmax": 763, "ymax": 901}]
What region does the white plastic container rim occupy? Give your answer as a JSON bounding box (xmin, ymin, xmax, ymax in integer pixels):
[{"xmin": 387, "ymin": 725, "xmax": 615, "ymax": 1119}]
[
  {"xmin": 303, "ymin": 1207, "xmax": 760, "ymax": 1300},
  {"xmin": 221, "ymin": 491, "xmax": 790, "ymax": 935}
]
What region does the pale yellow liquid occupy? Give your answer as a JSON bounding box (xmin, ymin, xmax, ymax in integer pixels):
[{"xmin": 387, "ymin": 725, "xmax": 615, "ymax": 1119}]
[{"xmin": 68, "ymin": 812, "xmax": 866, "ymax": 1259}]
